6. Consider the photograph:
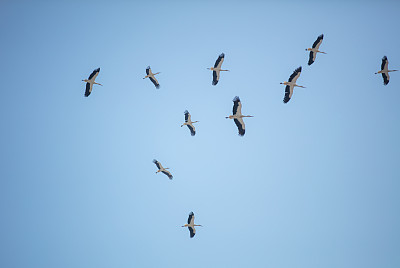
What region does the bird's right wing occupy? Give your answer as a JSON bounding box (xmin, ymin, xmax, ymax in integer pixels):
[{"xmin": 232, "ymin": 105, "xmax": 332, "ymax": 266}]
[
  {"xmin": 212, "ymin": 70, "xmax": 219, "ymax": 85},
  {"xmin": 85, "ymin": 82, "xmax": 92, "ymax": 97},
  {"xmin": 234, "ymin": 118, "xmax": 245, "ymax": 136},
  {"xmin": 153, "ymin": 159, "xmax": 162, "ymax": 170},
  {"xmin": 162, "ymin": 170, "xmax": 173, "ymax": 180},
  {"xmin": 283, "ymin": 85, "xmax": 293, "ymax": 104},
  {"xmin": 382, "ymin": 73, "xmax": 390, "ymax": 85},
  {"xmin": 288, "ymin": 67, "xmax": 302, "ymax": 83},
  {"xmin": 146, "ymin": 66, "xmax": 151, "ymax": 75},
  {"xmin": 188, "ymin": 227, "xmax": 196, "ymax": 238},
  {"xmin": 214, "ymin": 53, "xmax": 225, "ymax": 68},
  {"xmin": 381, "ymin": 56, "xmax": 388, "ymax": 71},
  {"xmin": 308, "ymin": 51, "xmax": 315, "ymax": 66},
  {"xmin": 187, "ymin": 124, "xmax": 196, "ymax": 136},
  {"xmin": 149, "ymin": 77, "xmax": 160, "ymax": 89}
]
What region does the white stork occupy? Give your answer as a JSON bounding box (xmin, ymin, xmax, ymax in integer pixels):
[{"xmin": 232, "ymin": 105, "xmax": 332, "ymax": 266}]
[
  {"xmin": 281, "ymin": 66, "xmax": 305, "ymax": 103},
  {"xmin": 143, "ymin": 66, "xmax": 161, "ymax": 89},
  {"xmin": 153, "ymin": 159, "xmax": 173, "ymax": 179},
  {"xmin": 306, "ymin": 34, "xmax": 326, "ymax": 66},
  {"xmin": 207, "ymin": 53, "xmax": 229, "ymax": 85},
  {"xmin": 181, "ymin": 212, "xmax": 202, "ymax": 238},
  {"xmin": 82, "ymin": 68, "xmax": 102, "ymax": 97},
  {"xmin": 375, "ymin": 56, "xmax": 398, "ymax": 85},
  {"xmin": 225, "ymin": 96, "xmax": 253, "ymax": 136},
  {"xmin": 181, "ymin": 110, "xmax": 199, "ymax": 136}
]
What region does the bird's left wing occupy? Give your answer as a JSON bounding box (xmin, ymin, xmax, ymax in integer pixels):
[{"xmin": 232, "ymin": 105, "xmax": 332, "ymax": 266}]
[
  {"xmin": 234, "ymin": 118, "xmax": 245, "ymax": 136},
  {"xmin": 146, "ymin": 66, "xmax": 151, "ymax": 75},
  {"xmin": 162, "ymin": 170, "xmax": 173, "ymax": 180},
  {"xmin": 212, "ymin": 70, "xmax": 219, "ymax": 85},
  {"xmin": 288, "ymin": 67, "xmax": 302, "ymax": 83},
  {"xmin": 88, "ymin": 68, "xmax": 100, "ymax": 80},
  {"xmin": 184, "ymin": 110, "xmax": 190, "ymax": 122},
  {"xmin": 232, "ymin": 96, "xmax": 242, "ymax": 115},
  {"xmin": 214, "ymin": 53, "xmax": 225, "ymax": 68},
  {"xmin": 312, "ymin": 34, "xmax": 324, "ymax": 50},
  {"xmin": 187, "ymin": 212, "xmax": 194, "ymax": 224},
  {"xmin": 381, "ymin": 56, "xmax": 388, "ymax": 71},
  {"xmin": 153, "ymin": 159, "xmax": 162, "ymax": 170}
]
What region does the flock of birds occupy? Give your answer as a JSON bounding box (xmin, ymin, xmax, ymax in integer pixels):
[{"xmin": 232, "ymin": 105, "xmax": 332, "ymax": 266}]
[{"xmin": 81, "ymin": 34, "xmax": 397, "ymax": 238}]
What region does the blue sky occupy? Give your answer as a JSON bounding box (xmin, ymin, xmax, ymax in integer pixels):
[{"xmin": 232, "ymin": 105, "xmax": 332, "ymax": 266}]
[{"xmin": 1, "ymin": 1, "xmax": 400, "ymax": 267}]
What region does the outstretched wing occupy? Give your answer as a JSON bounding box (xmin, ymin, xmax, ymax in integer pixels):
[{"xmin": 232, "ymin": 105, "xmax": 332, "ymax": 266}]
[
  {"xmin": 214, "ymin": 53, "xmax": 225, "ymax": 68},
  {"xmin": 187, "ymin": 212, "xmax": 194, "ymax": 224},
  {"xmin": 187, "ymin": 124, "xmax": 196, "ymax": 136},
  {"xmin": 212, "ymin": 70, "xmax": 220, "ymax": 85},
  {"xmin": 382, "ymin": 73, "xmax": 389, "ymax": 85},
  {"xmin": 308, "ymin": 51, "xmax": 315, "ymax": 66},
  {"xmin": 85, "ymin": 82, "xmax": 92, "ymax": 97},
  {"xmin": 234, "ymin": 118, "xmax": 245, "ymax": 136},
  {"xmin": 88, "ymin": 68, "xmax": 100, "ymax": 80},
  {"xmin": 184, "ymin": 110, "xmax": 190, "ymax": 122},
  {"xmin": 312, "ymin": 34, "xmax": 324, "ymax": 50},
  {"xmin": 162, "ymin": 170, "xmax": 173, "ymax": 180},
  {"xmin": 146, "ymin": 66, "xmax": 151, "ymax": 75},
  {"xmin": 153, "ymin": 159, "xmax": 162, "ymax": 170},
  {"xmin": 288, "ymin": 67, "xmax": 302, "ymax": 83},
  {"xmin": 188, "ymin": 227, "xmax": 196, "ymax": 238},
  {"xmin": 381, "ymin": 56, "xmax": 388, "ymax": 71},
  {"xmin": 232, "ymin": 96, "xmax": 242, "ymax": 116},
  {"xmin": 149, "ymin": 77, "xmax": 160, "ymax": 89},
  {"xmin": 283, "ymin": 85, "xmax": 293, "ymax": 104}
]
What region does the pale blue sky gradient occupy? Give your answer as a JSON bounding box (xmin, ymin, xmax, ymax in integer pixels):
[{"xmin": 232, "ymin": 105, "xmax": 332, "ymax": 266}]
[{"xmin": 1, "ymin": 1, "xmax": 400, "ymax": 268}]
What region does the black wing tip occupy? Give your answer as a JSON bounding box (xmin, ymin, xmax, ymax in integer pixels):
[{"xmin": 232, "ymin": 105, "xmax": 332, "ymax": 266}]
[
  {"xmin": 319, "ymin": 34, "xmax": 324, "ymax": 38},
  {"xmin": 220, "ymin": 53, "xmax": 225, "ymax": 57},
  {"xmin": 296, "ymin": 66, "xmax": 302, "ymax": 72},
  {"xmin": 238, "ymin": 131, "xmax": 245, "ymax": 136},
  {"xmin": 212, "ymin": 80, "xmax": 218, "ymax": 85},
  {"xmin": 308, "ymin": 60, "xmax": 313, "ymax": 66},
  {"xmin": 233, "ymin": 96, "xmax": 240, "ymax": 102},
  {"xmin": 283, "ymin": 98, "xmax": 290, "ymax": 103},
  {"xmin": 146, "ymin": 66, "xmax": 151, "ymax": 69},
  {"xmin": 94, "ymin": 67, "xmax": 100, "ymax": 72},
  {"xmin": 190, "ymin": 132, "xmax": 195, "ymax": 136},
  {"xmin": 155, "ymin": 84, "xmax": 160, "ymax": 89},
  {"xmin": 184, "ymin": 110, "xmax": 189, "ymax": 114},
  {"xmin": 152, "ymin": 159, "xmax": 158, "ymax": 163},
  {"xmin": 189, "ymin": 212, "xmax": 194, "ymax": 215},
  {"xmin": 382, "ymin": 56, "xmax": 387, "ymax": 60}
]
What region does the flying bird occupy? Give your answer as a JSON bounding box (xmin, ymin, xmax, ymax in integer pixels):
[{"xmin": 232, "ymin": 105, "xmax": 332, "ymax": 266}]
[
  {"xmin": 207, "ymin": 53, "xmax": 229, "ymax": 85},
  {"xmin": 82, "ymin": 68, "xmax": 102, "ymax": 97},
  {"xmin": 181, "ymin": 110, "xmax": 199, "ymax": 136},
  {"xmin": 306, "ymin": 34, "xmax": 326, "ymax": 66},
  {"xmin": 143, "ymin": 66, "xmax": 161, "ymax": 89},
  {"xmin": 225, "ymin": 96, "xmax": 253, "ymax": 136},
  {"xmin": 181, "ymin": 212, "xmax": 202, "ymax": 238},
  {"xmin": 281, "ymin": 67, "xmax": 305, "ymax": 103},
  {"xmin": 375, "ymin": 56, "xmax": 398, "ymax": 85},
  {"xmin": 153, "ymin": 159, "xmax": 173, "ymax": 179}
]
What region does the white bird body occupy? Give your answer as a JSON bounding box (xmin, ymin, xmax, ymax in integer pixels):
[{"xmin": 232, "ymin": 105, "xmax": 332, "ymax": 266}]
[
  {"xmin": 225, "ymin": 96, "xmax": 253, "ymax": 136},
  {"xmin": 144, "ymin": 66, "xmax": 161, "ymax": 88},
  {"xmin": 153, "ymin": 159, "xmax": 173, "ymax": 179},
  {"xmin": 181, "ymin": 110, "xmax": 199, "ymax": 136},
  {"xmin": 306, "ymin": 34, "xmax": 326, "ymax": 65},
  {"xmin": 82, "ymin": 68, "xmax": 102, "ymax": 97},
  {"xmin": 282, "ymin": 66, "xmax": 305, "ymax": 103},
  {"xmin": 208, "ymin": 53, "xmax": 229, "ymax": 85},
  {"xmin": 375, "ymin": 56, "xmax": 398, "ymax": 85},
  {"xmin": 181, "ymin": 212, "xmax": 202, "ymax": 238}
]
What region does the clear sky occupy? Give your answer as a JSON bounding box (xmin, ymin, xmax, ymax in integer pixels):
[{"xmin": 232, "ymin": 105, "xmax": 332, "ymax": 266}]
[{"xmin": 1, "ymin": 1, "xmax": 400, "ymax": 267}]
